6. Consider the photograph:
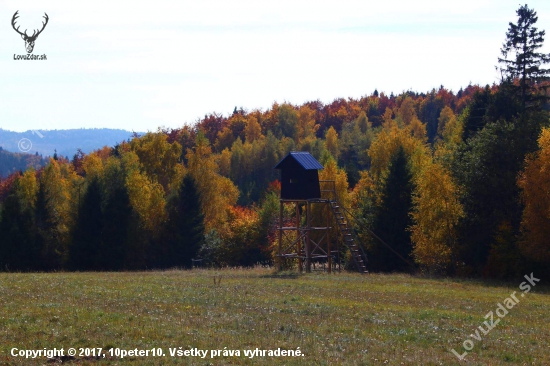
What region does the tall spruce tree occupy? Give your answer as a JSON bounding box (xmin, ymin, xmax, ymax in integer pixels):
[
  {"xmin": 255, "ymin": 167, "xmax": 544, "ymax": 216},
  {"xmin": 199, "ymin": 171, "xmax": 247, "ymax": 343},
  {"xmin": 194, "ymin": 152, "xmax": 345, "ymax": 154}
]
[
  {"xmin": 70, "ymin": 178, "xmax": 104, "ymax": 270},
  {"xmin": 164, "ymin": 175, "xmax": 204, "ymax": 268},
  {"xmin": 452, "ymin": 5, "xmax": 550, "ymax": 275},
  {"xmin": 498, "ymin": 4, "xmax": 550, "ymax": 109},
  {"xmin": 101, "ymin": 186, "xmax": 131, "ymax": 270},
  {"xmin": 369, "ymin": 147, "xmax": 414, "ymax": 272},
  {"xmin": 34, "ymin": 179, "xmax": 62, "ymax": 271},
  {"xmin": 0, "ymin": 182, "xmax": 36, "ymax": 270}
]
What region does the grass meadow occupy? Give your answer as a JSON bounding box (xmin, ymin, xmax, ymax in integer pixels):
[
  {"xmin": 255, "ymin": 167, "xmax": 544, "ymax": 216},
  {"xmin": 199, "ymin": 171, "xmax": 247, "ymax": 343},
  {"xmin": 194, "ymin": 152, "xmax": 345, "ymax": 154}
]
[{"xmin": 0, "ymin": 268, "xmax": 548, "ymax": 365}]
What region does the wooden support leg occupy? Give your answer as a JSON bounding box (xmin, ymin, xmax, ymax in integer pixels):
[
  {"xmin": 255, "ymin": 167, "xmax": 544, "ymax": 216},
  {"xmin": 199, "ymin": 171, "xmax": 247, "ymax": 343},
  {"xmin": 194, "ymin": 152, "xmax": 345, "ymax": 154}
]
[
  {"xmin": 278, "ymin": 200, "xmax": 283, "ymax": 271},
  {"xmin": 327, "ymin": 202, "xmax": 332, "ymax": 274},
  {"xmin": 296, "ymin": 203, "xmax": 302, "ymax": 272},
  {"xmin": 306, "ymin": 201, "xmax": 311, "ymax": 273}
]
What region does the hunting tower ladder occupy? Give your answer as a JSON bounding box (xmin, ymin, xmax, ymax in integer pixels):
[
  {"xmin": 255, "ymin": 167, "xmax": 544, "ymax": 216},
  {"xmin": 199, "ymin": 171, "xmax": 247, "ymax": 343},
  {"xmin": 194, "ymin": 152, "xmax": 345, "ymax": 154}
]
[
  {"xmin": 276, "ymin": 180, "xmax": 368, "ymax": 274},
  {"xmin": 322, "ymin": 181, "xmax": 368, "ymax": 274}
]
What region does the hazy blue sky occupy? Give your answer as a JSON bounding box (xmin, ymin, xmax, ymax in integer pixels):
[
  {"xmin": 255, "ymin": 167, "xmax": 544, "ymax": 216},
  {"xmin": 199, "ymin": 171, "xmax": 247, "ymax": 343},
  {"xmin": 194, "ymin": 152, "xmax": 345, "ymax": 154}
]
[{"xmin": 1, "ymin": 0, "xmax": 549, "ymax": 132}]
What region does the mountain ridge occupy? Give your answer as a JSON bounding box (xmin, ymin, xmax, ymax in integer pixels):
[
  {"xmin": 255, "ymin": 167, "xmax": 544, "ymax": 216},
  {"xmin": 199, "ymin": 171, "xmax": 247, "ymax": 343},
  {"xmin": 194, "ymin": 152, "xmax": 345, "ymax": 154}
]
[{"xmin": 0, "ymin": 128, "xmax": 141, "ymax": 158}]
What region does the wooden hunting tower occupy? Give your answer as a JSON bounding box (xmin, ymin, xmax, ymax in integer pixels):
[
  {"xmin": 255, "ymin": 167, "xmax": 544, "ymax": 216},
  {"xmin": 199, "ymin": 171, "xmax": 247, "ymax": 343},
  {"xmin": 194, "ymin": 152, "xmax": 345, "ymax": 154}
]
[
  {"xmin": 274, "ymin": 151, "xmax": 323, "ymax": 200},
  {"xmin": 274, "ymin": 152, "xmax": 368, "ymax": 274}
]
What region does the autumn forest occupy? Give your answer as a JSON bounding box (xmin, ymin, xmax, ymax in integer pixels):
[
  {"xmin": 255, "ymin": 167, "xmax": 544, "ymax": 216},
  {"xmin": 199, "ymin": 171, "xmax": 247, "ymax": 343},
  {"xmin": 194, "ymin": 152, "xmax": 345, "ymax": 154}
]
[{"xmin": 1, "ymin": 5, "xmax": 549, "ymax": 279}]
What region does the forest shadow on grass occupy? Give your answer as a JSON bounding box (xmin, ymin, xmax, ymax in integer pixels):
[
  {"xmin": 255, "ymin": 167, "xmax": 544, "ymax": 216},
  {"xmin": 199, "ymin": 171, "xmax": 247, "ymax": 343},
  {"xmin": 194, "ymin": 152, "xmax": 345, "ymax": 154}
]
[{"xmin": 260, "ymin": 270, "xmax": 303, "ymax": 279}]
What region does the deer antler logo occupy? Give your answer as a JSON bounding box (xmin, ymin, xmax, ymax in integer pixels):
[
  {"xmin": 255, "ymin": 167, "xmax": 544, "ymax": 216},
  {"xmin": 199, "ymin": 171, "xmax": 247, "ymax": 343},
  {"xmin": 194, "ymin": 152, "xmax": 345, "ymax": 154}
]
[{"xmin": 12, "ymin": 11, "xmax": 49, "ymax": 54}]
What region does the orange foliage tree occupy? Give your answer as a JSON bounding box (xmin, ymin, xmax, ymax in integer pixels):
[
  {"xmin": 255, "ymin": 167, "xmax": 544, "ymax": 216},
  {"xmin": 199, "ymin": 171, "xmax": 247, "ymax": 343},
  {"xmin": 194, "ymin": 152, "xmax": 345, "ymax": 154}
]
[{"xmin": 517, "ymin": 127, "xmax": 550, "ymax": 263}]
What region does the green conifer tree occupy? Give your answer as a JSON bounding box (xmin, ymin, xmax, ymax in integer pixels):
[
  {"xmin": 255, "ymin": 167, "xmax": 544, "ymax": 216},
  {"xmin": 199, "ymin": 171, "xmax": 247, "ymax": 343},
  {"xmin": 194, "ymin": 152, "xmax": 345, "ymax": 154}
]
[
  {"xmin": 498, "ymin": 4, "xmax": 550, "ymax": 109},
  {"xmin": 165, "ymin": 175, "xmax": 204, "ymax": 268},
  {"xmin": 370, "ymin": 147, "xmax": 414, "ymax": 272},
  {"xmin": 70, "ymin": 178, "xmax": 103, "ymax": 270}
]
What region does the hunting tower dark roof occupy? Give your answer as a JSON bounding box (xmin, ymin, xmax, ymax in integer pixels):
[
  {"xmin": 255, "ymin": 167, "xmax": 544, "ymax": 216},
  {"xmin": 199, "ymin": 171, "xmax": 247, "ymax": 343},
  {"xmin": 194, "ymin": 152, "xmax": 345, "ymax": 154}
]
[
  {"xmin": 274, "ymin": 152, "xmax": 323, "ymax": 200},
  {"xmin": 274, "ymin": 151, "xmax": 324, "ymax": 170}
]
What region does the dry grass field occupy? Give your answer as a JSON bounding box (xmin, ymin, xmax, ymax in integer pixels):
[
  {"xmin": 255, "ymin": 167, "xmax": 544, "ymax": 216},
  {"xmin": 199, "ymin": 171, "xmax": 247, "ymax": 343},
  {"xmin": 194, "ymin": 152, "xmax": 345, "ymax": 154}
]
[{"xmin": 0, "ymin": 268, "xmax": 548, "ymax": 365}]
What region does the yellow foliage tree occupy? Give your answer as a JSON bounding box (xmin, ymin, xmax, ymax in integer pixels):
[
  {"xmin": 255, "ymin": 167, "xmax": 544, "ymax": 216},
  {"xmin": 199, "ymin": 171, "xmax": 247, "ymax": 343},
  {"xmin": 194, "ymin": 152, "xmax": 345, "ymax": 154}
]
[
  {"xmin": 441, "ymin": 114, "xmax": 463, "ymax": 147},
  {"xmin": 130, "ymin": 131, "xmax": 182, "ymax": 193},
  {"xmin": 16, "ymin": 168, "xmax": 38, "ymax": 212},
  {"xmin": 245, "ymin": 115, "xmax": 263, "ymax": 143},
  {"xmin": 409, "ymin": 117, "xmax": 428, "ymax": 143},
  {"xmin": 433, "ymin": 110, "xmax": 464, "ymax": 164},
  {"xmin": 368, "ymin": 123, "xmax": 428, "ymax": 180},
  {"xmin": 40, "ymin": 158, "xmax": 76, "ymax": 264},
  {"xmin": 125, "ymin": 168, "xmax": 166, "ymax": 234},
  {"xmin": 102, "ymin": 155, "xmax": 127, "ymax": 194},
  {"xmin": 297, "ymin": 105, "xmax": 319, "ymax": 142},
  {"xmin": 187, "ymin": 132, "xmax": 239, "ymax": 231},
  {"xmin": 324, "ymin": 126, "xmax": 339, "ymax": 159},
  {"xmin": 319, "ymin": 156, "xmax": 349, "ymax": 207},
  {"xmin": 350, "ymin": 170, "xmax": 376, "ymax": 210},
  {"xmin": 315, "ymin": 156, "xmax": 350, "ymax": 244},
  {"xmin": 437, "ymin": 106, "xmax": 456, "ymax": 138},
  {"xmin": 215, "ymin": 127, "xmax": 235, "ymax": 152},
  {"xmin": 382, "ymin": 107, "xmax": 395, "ymax": 129},
  {"xmin": 398, "ymin": 96, "xmax": 416, "ymax": 125},
  {"xmin": 82, "ymin": 154, "xmax": 104, "ymax": 181},
  {"xmin": 217, "ymin": 148, "xmax": 232, "ymax": 177},
  {"xmin": 517, "ymin": 127, "xmax": 550, "ymax": 263},
  {"xmin": 409, "ymin": 161, "xmax": 464, "ymax": 273},
  {"xmin": 336, "ymin": 106, "xmax": 349, "ymax": 123},
  {"xmin": 355, "ymin": 111, "xmax": 371, "ymax": 134}
]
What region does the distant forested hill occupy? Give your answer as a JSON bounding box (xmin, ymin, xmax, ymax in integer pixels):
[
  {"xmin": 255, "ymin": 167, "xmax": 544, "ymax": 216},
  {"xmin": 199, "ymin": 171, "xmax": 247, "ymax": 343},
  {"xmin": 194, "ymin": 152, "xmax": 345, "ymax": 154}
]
[
  {"xmin": 0, "ymin": 148, "xmax": 48, "ymax": 178},
  {"xmin": 0, "ymin": 128, "xmax": 138, "ymax": 159}
]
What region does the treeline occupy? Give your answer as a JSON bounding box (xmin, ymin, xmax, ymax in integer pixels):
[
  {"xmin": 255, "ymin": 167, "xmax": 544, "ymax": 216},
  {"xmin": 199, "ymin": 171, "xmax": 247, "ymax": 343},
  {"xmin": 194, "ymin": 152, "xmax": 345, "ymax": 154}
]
[
  {"xmin": 0, "ymin": 5, "xmax": 549, "ymax": 278},
  {"xmin": 0, "ymin": 78, "xmax": 547, "ymax": 276},
  {"xmin": 0, "ymin": 148, "xmax": 47, "ymax": 178},
  {"xmin": 0, "ymin": 140, "xmax": 277, "ymax": 271}
]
